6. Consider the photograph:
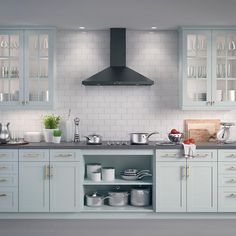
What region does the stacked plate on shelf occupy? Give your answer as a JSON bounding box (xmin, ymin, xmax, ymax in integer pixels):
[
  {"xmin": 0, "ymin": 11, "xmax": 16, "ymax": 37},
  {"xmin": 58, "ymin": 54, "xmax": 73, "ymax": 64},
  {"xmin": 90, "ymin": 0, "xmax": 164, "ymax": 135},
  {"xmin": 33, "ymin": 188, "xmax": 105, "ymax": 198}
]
[{"xmin": 121, "ymin": 169, "xmax": 152, "ymax": 181}]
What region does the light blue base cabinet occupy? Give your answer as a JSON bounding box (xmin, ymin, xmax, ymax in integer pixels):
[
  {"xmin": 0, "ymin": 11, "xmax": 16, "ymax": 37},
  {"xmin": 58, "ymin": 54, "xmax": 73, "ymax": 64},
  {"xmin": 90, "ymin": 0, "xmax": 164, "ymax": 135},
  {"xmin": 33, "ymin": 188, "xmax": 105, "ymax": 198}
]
[
  {"xmin": 156, "ymin": 149, "xmax": 217, "ymax": 212},
  {"xmin": 19, "ymin": 149, "xmax": 82, "ymax": 213}
]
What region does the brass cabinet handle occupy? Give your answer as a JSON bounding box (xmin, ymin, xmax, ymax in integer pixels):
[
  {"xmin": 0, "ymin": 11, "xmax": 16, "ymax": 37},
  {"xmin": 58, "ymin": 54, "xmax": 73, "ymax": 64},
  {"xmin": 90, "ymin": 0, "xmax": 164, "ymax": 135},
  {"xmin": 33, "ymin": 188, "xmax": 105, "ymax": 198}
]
[
  {"xmin": 0, "ymin": 193, "xmax": 7, "ymax": 197},
  {"xmin": 0, "ymin": 166, "xmax": 7, "ymax": 170},
  {"xmin": 45, "ymin": 165, "xmax": 49, "ymax": 178},
  {"xmin": 181, "ymin": 166, "xmax": 186, "ymax": 179},
  {"xmin": 186, "ymin": 166, "xmax": 190, "ymax": 178},
  {"xmin": 49, "ymin": 166, "xmax": 53, "ymax": 177}
]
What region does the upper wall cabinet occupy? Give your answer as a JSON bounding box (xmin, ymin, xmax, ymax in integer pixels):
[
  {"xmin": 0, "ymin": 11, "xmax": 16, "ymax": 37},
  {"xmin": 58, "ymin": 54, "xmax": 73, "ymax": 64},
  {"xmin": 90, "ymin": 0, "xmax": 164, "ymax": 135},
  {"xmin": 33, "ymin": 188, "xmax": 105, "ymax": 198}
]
[
  {"xmin": 0, "ymin": 28, "xmax": 55, "ymax": 109},
  {"xmin": 180, "ymin": 28, "xmax": 236, "ymax": 110}
]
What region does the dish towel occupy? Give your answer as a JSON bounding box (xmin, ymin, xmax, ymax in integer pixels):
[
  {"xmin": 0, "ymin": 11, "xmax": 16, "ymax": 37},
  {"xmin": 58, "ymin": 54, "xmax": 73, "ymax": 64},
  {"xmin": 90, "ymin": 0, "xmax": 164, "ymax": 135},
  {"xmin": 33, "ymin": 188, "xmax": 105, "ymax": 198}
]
[{"xmin": 183, "ymin": 143, "xmax": 196, "ymax": 158}]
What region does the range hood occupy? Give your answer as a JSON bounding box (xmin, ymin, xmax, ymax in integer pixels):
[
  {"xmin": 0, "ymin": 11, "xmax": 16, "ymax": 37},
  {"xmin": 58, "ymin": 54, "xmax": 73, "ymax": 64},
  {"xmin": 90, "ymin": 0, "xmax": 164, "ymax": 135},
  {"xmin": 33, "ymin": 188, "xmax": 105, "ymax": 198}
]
[{"xmin": 82, "ymin": 28, "xmax": 154, "ymax": 86}]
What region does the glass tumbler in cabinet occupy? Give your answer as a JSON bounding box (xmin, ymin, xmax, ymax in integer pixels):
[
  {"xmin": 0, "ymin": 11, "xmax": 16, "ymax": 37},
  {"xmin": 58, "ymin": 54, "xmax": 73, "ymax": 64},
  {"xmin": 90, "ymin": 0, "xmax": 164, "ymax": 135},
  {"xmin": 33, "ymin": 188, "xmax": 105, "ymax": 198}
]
[
  {"xmin": 212, "ymin": 31, "xmax": 236, "ymax": 107},
  {"xmin": 182, "ymin": 30, "xmax": 211, "ymax": 108},
  {"xmin": 0, "ymin": 31, "xmax": 22, "ymax": 105}
]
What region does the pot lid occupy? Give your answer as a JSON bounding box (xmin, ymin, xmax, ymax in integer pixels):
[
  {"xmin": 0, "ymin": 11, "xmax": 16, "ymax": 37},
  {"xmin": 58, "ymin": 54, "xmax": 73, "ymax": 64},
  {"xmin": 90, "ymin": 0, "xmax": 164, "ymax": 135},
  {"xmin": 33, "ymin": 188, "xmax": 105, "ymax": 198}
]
[{"xmin": 86, "ymin": 192, "xmax": 103, "ymax": 198}]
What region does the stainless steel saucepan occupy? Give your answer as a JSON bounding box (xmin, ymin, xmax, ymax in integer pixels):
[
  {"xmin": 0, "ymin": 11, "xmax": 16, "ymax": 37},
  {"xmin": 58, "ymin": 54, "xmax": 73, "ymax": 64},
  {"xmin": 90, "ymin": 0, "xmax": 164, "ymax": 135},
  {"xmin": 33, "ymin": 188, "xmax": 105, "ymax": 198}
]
[{"xmin": 130, "ymin": 132, "xmax": 159, "ymax": 144}]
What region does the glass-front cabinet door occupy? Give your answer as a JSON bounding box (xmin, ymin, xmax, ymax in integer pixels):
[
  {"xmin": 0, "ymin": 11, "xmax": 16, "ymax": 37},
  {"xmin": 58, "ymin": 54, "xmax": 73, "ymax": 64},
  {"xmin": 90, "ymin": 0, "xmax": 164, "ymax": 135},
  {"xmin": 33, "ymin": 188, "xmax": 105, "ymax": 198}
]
[
  {"xmin": 182, "ymin": 30, "xmax": 212, "ymax": 108},
  {"xmin": 0, "ymin": 30, "xmax": 23, "ymax": 106},
  {"xmin": 25, "ymin": 30, "xmax": 54, "ymax": 108},
  {"xmin": 212, "ymin": 30, "xmax": 236, "ymax": 107}
]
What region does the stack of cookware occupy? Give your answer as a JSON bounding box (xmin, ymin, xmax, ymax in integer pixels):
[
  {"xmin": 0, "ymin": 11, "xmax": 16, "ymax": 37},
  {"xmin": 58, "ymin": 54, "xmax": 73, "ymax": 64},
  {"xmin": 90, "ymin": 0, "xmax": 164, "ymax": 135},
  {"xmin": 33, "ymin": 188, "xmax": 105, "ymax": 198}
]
[
  {"xmin": 120, "ymin": 169, "xmax": 152, "ymax": 180},
  {"xmin": 85, "ymin": 186, "xmax": 151, "ymax": 207}
]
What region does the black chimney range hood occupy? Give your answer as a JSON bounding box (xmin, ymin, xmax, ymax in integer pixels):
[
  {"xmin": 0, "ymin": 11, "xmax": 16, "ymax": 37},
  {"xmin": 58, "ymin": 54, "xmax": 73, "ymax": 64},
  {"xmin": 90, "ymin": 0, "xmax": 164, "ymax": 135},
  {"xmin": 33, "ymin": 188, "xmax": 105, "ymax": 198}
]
[{"xmin": 82, "ymin": 28, "xmax": 154, "ymax": 86}]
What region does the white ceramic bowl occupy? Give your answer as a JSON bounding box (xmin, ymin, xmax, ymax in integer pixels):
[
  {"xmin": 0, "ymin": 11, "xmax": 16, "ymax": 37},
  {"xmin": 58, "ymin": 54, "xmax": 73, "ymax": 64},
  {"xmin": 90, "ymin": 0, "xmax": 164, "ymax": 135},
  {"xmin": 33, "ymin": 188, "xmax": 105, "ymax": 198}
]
[{"xmin": 24, "ymin": 132, "xmax": 42, "ymax": 143}]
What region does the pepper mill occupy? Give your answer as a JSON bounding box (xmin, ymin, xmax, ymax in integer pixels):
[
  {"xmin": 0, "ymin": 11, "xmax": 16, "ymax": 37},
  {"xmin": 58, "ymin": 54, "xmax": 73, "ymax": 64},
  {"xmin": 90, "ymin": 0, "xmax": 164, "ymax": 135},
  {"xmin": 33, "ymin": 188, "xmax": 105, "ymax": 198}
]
[{"xmin": 74, "ymin": 117, "xmax": 80, "ymax": 142}]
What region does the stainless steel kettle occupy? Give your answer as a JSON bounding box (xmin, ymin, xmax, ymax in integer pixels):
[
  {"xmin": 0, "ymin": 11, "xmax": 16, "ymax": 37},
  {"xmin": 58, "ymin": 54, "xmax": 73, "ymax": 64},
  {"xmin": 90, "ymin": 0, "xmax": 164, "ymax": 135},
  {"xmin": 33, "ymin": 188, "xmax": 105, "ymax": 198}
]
[{"xmin": 0, "ymin": 122, "xmax": 11, "ymax": 144}]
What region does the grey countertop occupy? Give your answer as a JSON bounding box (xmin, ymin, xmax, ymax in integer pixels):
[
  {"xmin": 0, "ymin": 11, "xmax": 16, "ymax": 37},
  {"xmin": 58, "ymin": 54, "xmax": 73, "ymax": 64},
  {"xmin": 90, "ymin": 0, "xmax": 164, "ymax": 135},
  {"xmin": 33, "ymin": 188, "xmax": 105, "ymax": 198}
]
[{"xmin": 1, "ymin": 141, "xmax": 236, "ymax": 149}]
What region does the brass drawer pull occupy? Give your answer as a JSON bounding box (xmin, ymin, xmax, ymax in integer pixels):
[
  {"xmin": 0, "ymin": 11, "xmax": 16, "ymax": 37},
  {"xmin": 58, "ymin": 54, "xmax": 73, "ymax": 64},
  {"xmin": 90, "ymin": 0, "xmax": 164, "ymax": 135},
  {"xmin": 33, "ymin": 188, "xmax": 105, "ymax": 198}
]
[
  {"xmin": 228, "ymin": 193, "xmax": 236, "ymax": 198},
  {"xmin": 0, "ymin": 178, "xmax": 7, "ymax": 182},
  {"xmin": 162, "ymin": 153, "xmax": 177, "ymax": 158},
  {"xmin": 0, "ymin": 154, "xmax": 8, "ymax": 157},
  {"xmin": 23, "ymin": 153, "xmax": 41, "ymax": 158},
  {"xmin": 227, "ymin": 166, "xmax": 236, "ymax": 170},
  {"xmin": 227, "ymin": 179, "xmax": 236, "ymax": 183},
  {"xmin": 226, "ymin": 154, "xmax": 236, "ymax": 158},
  {"xmin": 194, "ymin": 154, "xmax": 208, "ymax": 158},
  {"xmin": 0, "ymin": 193, "xmax": 7, "ymax": 197},
  {"xmin": 0, "ymin": 166, "xmax": 7, "ymax": 170},
  {"xmin": 55, "ymin": 154, "xmax": 73, "ymax": 158}
]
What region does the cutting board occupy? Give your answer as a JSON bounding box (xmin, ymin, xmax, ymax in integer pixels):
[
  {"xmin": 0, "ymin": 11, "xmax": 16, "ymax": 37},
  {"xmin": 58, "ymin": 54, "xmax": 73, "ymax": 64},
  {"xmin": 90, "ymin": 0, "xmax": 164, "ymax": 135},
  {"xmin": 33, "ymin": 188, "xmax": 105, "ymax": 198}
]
[{"xmin": 185, "ymin": 119, "xmax": 220, "ymax": 142}]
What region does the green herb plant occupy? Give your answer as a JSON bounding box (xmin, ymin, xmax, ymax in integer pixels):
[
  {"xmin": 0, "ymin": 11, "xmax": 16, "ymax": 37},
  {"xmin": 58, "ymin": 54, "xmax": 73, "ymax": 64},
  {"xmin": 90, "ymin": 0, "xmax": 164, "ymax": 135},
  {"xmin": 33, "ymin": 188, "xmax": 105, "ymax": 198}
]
[
  {"xmin": 53, "ymin": 130, "xmax": 62, "ymax": 137},
  {"xmin": 43, "ymin": 115, "xmax": 61, "ymax": 129}
]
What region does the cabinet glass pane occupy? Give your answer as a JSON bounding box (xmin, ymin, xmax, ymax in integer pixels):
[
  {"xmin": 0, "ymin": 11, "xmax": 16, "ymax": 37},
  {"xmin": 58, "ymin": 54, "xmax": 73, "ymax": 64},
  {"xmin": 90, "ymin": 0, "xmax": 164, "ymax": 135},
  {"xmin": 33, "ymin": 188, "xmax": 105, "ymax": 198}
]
[
  {"xmin": 0, "ymin": 33, "xmax": 20, "ymax": 103},
  {"xmin": 28, "ymin": 33, "xmax": 49, "ymax": 103},
  {"xmin": 215, "ymin": 34, "xmax": 236, "ymax": 103},
  {"xmin": 186, "ymin": 33, "xmax": 208, "ymax": 102}
]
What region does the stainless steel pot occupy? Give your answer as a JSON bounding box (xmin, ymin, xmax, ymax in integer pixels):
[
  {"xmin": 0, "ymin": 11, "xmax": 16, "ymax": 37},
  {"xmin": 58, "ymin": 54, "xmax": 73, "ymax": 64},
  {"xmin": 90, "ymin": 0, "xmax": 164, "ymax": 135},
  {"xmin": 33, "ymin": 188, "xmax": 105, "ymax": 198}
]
[
  {"xmin": 86, "ymin": 192, "xmax": 105, "ymax": 207},
  {"xmin": 130, "ymin": 132, "xmax": 158, "ymax": 144},
  {"xmin": 84, "ymin": 134, "xmax": 102, "ymax": 144},
  {"xmin": 107, "ymin": 190, "xmax": 129, "ymax": 207},
  {"xmin": 130, "ymin": 187, "xmax": 150, "ymax": 207}
]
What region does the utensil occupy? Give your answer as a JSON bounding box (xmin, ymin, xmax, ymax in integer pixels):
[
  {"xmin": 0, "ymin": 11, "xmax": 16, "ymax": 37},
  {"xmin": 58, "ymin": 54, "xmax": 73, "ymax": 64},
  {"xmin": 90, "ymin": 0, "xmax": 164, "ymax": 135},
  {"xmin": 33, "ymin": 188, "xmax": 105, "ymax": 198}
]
[
  {"xmin": 90, "ymin": 171, "xmax": 101, "ymax": 182},
  {"xmin": 86, "ymin": 163, "xmax": 102, "ymax": 179},
  {"xmin": 84, "ymin": 134, "xmax": 102, "ymax": 144},
  {"xmin": 130, "ymin": 132, "xmax": 159, "ymax": 145},
  {"xmin": 107, "ymin": 189, "xmax": 129, "ymax": 207},
  {"xmin": 0, "ymin": 123, "xmax": 11, "ymax": 144},
  {"xmin": 130, "ymin": 187, "xmax": 150, "ymax": 207},
  {"xmin": 102, "ymin": 167, "xmax": 115, "ymax": 181},
  {"xmin": 86, "ymin": 192, "xmax": 106, "ymax": 207}
]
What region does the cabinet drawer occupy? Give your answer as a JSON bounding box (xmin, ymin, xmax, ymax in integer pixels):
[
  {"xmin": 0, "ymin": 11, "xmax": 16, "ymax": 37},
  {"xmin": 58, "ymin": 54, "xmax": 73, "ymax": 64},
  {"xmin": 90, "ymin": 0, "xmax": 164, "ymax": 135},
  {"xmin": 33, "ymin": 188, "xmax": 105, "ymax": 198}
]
[
  {"xmin": 0, "ymin": 150, "xmax": 18, "ymax": 161},
  {"xmin": 218, "ymin": 150, "xmax": 236, "ymax": 161},
  {"xmin": 188, "ymin": 150, "xmax": 217, "ymax": 162},
  {"xmin": 19, "ymin": 149, "xmax": 49, "ymax": 161},
  {"xmin": 0, "ymin": 187, "xmax": 18, "ymax": 212},
  {"xmin": 50, "ymin": 150, "xmax": 81, "ymax": 161},
  {"xmin": 0, "ymin": 162, "xmax": 18, "ymax": 174},
  {"xmin": 218, "ymin": 187, "xmax": 236, "ymax": 212},
  {"xmin": 219, "ymin": 175, "xmax": 236, "ymax": 187},
  {"xmin": 156, "ymin": 150, "xmax": 185, "ymax": 161},
  {"xmin": 219, "ymin": 162, "xmax": 236, "ymax": 174},
  {"xmin": 0, "ymin": 175, "xmax": 18, "ymax": 187}
]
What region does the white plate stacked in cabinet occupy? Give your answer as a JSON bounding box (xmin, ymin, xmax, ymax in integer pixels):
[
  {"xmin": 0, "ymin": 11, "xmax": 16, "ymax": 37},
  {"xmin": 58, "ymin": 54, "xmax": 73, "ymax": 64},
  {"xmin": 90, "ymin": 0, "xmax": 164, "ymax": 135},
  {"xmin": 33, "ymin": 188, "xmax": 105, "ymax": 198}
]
[
  {"xmin": 0, "ymin": 150, "xmax": 18, "ymax": 212},
  {"xmin": 218, "ymin": 150, "xmax": 236, "ymax": 212}
]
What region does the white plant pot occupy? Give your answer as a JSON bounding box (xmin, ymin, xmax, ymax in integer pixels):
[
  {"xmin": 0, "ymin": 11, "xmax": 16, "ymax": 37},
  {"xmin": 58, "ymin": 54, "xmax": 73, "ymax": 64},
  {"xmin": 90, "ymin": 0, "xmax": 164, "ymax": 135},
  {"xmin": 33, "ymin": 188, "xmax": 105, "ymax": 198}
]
[
  {"xmin": 43, "ymin": 129, "xmax": 58, "ymax": 143},
  {"xmin": 53, "ymin": 136, "xmax": 61, "ymax": 144}
]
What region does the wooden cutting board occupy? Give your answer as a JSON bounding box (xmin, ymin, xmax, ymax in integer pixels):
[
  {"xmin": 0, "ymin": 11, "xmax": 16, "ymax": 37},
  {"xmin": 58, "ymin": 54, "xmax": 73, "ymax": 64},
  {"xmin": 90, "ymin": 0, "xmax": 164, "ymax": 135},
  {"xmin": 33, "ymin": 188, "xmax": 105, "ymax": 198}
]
[{"xmin": 185, "ymin": 119, "xmax": 220, "ymax": 142}]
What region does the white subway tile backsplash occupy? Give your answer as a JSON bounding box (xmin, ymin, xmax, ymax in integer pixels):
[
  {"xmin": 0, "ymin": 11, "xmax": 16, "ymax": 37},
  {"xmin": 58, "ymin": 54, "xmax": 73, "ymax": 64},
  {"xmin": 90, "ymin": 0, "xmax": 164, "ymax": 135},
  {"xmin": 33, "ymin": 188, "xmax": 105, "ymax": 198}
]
[{"xmin": 0, "ymin": 30, "xmax": 236, "ymax": 140}]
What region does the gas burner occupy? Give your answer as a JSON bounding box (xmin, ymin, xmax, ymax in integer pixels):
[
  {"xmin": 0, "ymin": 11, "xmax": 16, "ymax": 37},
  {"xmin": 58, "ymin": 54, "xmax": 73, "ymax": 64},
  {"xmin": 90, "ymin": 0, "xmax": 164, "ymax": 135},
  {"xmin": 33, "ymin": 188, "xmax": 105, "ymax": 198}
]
[{"xmin": 107, "ymin": 141, "xmax": 129, "ymax": 146}]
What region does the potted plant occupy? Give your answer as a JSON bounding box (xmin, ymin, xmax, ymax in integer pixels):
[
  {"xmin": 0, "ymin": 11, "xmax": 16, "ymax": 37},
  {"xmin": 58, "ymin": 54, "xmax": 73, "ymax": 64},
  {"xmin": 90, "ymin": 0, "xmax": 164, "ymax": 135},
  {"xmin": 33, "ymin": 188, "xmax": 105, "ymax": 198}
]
[
  {"xmin": 43, "ymin": 114, "xmax": 61, "ymax": 142},
  {"xmin": 53, "ymin": 130, "xmax": 62, "ymax": 144}
]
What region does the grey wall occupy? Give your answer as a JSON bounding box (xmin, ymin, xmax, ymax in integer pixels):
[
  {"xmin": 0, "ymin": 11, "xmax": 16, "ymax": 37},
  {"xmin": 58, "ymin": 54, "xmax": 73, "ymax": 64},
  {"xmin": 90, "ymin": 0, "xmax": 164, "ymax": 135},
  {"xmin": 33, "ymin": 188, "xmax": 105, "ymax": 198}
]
[{"xmin": 0, "ymin": 219, "xmax": 236, "ymax": 236}]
